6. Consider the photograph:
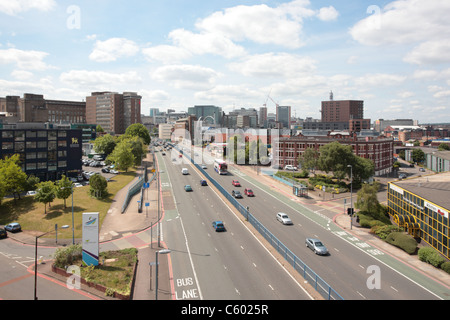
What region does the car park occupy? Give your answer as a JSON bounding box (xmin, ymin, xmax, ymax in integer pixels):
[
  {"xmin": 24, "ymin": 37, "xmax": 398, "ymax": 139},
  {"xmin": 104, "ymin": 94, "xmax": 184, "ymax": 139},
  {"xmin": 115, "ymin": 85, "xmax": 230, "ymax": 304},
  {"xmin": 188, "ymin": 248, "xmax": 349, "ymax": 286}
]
[
  {"xmin": 0, "ymin": 227, "xmax": 7, "ymax": 239},
  {"xmin": 212, "ymin": 221, "xmax": 225, "ymax": 232},
  {"xmin": 200, "ymin": 180, "xmax": 208, "ymax": 186},
  {"xmin": 184, "ymin": 185, "xmax": 193, "ymax": 192},
  {"xmin": 232, "ymin": 180, "xmax": 241, "ymax": 187},
  {"xmin": 305, "ymin": 238, "xmax": 328, "ymax": 255},
  {"xmin": 276, "ymin": 212, "xmax": 293, "ymax": 225},
  {"xmin": 5, "ymin": 222, "xmax": 21, "ymax": 233},
  {"xmin": 232, "ymin": 190, "xmax": 243, "ymax": 198},
  {"xmin": 244, "ymin": 188, "xmax": 254, "ymax": 197}
]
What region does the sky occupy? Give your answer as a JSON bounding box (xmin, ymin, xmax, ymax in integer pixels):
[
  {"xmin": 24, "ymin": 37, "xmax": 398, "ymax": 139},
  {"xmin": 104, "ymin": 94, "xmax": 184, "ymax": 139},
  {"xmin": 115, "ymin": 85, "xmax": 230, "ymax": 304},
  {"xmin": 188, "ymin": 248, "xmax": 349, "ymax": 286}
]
[{"xmin": 0, "ymin": 0, "xmax": 449, "ymax": 124}]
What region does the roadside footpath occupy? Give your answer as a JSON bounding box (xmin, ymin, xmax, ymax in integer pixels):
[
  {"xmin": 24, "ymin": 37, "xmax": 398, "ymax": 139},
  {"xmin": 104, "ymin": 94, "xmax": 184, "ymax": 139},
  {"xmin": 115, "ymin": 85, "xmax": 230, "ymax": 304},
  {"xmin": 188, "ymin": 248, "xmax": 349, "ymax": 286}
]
[
  {"xmin": 234, "ymin": 164, "xmax": 450, "ymax": 290},
  {"xmin": 6, "ymin": 151, "xmax": 172, "ymax": 300}
]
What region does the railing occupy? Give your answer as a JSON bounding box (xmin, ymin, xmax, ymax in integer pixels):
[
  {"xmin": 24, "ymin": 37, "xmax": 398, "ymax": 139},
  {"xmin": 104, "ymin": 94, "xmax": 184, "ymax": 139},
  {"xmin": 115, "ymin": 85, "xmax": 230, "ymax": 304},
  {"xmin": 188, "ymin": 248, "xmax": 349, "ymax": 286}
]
[{"xmin": 174, "ymin": 145, "xmax": 344, "ymax": 300}]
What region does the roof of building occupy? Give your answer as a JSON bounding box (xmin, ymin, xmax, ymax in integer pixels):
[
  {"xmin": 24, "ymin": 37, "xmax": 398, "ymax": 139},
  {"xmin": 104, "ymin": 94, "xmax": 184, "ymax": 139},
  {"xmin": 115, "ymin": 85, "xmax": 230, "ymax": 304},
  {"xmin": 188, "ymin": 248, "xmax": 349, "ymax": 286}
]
[{"xmin": 391, "ymin": 171, "xmax": 450, "ymax": 210}]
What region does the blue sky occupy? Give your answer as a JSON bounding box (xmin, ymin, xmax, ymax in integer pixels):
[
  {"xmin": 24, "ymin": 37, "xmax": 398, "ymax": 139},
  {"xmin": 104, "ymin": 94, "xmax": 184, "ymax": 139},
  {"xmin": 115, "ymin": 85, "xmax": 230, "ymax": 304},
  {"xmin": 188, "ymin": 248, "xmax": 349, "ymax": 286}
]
[{"xmin": 0, "ymin": 0, "xmax": 449, "ymax": 124}]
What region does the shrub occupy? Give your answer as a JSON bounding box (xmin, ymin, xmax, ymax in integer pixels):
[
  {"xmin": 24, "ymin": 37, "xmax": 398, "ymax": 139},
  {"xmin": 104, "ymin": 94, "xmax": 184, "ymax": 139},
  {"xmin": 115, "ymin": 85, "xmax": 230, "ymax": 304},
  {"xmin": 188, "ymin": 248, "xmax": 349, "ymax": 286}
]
[
  {"xmin": 441, "ymin": 262, "xmax": 450, "ymax": 274},
  {"xmin": 53, "ymin": 244, "xmax": 82, "ymax": 268},
  {"xmin": 372, "ymin": 225, "xmax": 400, "ymax": 240},
  {"xmin": 385, "ymin": 232, "xmax": 418, "ymax": 255},
  {"xmin": 418, "ymin": 247, "xmax": 446, "ymax": 268}
]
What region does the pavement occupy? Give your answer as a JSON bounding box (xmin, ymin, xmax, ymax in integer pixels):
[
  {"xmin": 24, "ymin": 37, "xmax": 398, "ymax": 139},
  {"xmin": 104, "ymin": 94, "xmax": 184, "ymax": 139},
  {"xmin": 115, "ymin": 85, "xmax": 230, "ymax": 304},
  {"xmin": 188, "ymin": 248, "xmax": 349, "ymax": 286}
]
[{"xmin": 5, "ymin": 150, "xmax": 450, "ymax": 300}]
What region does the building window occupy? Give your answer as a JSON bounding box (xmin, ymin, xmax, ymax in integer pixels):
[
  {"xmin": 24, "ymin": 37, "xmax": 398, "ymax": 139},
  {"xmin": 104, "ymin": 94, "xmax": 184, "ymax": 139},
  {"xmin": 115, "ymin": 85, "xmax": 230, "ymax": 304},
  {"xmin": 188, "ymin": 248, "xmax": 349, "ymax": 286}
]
[{"xmin": 2, "ymin": 142, "xmax": 13, "ymax": 150}]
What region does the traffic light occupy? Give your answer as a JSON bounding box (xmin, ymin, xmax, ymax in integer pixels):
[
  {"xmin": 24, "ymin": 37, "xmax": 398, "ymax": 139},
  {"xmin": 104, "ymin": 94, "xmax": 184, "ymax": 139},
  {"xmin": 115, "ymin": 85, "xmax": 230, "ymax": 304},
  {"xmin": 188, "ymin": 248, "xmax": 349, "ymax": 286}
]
[{"xmin": 347, "ymin": 208, "xmax": 354, "ymax": 216}]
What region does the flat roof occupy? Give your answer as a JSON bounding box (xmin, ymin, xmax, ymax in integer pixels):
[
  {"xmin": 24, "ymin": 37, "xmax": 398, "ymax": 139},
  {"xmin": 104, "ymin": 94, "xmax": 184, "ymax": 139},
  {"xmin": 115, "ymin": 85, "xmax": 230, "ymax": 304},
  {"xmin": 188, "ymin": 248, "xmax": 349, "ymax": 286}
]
[{"xmin": 391, "ymin": 172, "xmax": 450, "ymax": 210}]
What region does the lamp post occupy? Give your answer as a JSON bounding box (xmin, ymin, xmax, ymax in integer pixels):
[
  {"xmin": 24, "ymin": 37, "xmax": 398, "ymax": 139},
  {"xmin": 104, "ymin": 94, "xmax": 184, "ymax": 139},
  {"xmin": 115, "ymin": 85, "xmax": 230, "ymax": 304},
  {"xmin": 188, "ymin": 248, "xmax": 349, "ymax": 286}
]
[
  {"xmin": 347, "ymin": 164, "xmax": 353, "ymax": 230},
  {"xmin": 34, "ymin": 224, "xmax": 69, "ymax": 300},
  {"xmin": 155, "ymin": 249, "xmax": 171, "ymax": 300}
]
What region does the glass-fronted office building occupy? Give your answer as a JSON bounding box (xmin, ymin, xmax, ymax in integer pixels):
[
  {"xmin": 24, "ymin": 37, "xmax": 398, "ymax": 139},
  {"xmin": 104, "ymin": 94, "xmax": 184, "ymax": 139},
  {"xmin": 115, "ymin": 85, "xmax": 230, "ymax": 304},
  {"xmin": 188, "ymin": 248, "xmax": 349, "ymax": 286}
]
[{"xmin": 387, "ymin": 173, "xmax": 450, "ymax": 260}]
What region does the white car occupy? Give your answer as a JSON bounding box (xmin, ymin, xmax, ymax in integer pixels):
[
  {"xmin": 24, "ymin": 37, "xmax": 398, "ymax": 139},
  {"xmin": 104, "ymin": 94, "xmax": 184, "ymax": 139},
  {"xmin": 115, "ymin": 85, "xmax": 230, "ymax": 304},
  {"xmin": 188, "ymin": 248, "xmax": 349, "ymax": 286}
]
[
  {"xmin": 276, "ymin": 212, "xmax": 293, "ymax": 225},
  {"xmin": 26, "ymin": 190, "xmax": 37, "ymax": 196},
  {"xmin": 284, "ymin": 165, "xmax": 297, "ymax": 171},
  {"xmin": 73, "ymin": 183, "xmax": 83, "ymax": 188}
]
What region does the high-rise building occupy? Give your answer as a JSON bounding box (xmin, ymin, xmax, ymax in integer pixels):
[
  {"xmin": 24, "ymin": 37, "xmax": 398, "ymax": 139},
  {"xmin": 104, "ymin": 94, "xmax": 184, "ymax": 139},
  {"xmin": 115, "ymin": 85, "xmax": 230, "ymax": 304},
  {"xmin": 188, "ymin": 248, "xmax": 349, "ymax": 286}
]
[
  {"xmin": 188, "ymin": 105, "xmax": 222, "ymax": 126},
  {"xmin": 321, "ymin": 99, "xmax": 364, "ymax": 122},
  {"xmin": 276, "ymin": 105, "xmax": 291, "ymax": 129},
  {"xmin": 259, "ymin": 106, "xmax": 267, "ymax": 128},
  {"xmin": 86, "ymin": 91, "xmax": 141, "ymax": 134}
]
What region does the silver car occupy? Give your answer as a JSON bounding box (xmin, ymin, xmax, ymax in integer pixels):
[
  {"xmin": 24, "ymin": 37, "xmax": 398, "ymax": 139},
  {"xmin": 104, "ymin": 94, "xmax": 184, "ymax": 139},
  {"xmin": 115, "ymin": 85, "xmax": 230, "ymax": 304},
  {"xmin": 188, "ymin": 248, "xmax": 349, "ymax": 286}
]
[
  {"xmin": 276, "ymin": 212, "xmax": 293, "ymax": 225},
  {"xmin": 305, "ymin": 238, "xmax": 328, "ymax": 255}
]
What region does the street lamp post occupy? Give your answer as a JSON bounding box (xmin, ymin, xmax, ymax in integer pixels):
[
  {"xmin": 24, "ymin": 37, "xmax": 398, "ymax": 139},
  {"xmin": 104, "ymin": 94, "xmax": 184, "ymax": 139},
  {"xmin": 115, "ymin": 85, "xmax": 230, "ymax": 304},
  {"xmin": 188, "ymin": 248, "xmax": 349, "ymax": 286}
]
[
  {"xmin": 34, "ymin": 224, "xmax": 69, "ymax": 300},
  {"xmin": 347, "ymin": 164, "xmax": 353, "ymax": 230},
  {"xmin": 155, "ymin": 249, "xmax": 171, "ymax": 300}
]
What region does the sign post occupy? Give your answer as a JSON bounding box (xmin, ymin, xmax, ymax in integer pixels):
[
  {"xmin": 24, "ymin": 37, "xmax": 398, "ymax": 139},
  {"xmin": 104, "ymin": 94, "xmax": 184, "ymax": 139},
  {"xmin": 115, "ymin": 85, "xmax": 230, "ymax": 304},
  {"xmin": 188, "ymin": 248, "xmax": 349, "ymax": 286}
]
[{"xmin": 82, "ymin": 212, "xmax": 99, "ymax": 266}]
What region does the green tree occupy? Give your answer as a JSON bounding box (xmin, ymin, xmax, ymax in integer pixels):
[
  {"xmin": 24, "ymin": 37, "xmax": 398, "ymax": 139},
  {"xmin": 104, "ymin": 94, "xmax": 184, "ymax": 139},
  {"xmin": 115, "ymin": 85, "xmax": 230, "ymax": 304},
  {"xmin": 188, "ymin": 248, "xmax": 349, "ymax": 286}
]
[
  {"xmin": 298, "ymin": 147, "xmax": 319, "ymax": 175},
  {"xmin": 125, "ymin": 123, "xmax": 151, "ymax": 145},
  {"xmin": 411, "ymin": 148, "xmax": 425, "ymax": 163},
  {"xmin": 438, "ymin": 143, "xmax": 450, "ymax": 151},
  {"xmin": 108, "ymin": 140, "xmax": 135, "ymax": 172},
  {"xmin": 318, "ymin": 142, "xmax": 354, "ymax": 180},
  {"xmin": 94, "ymin": 134, "xmax": 116, "ymax": 156},
  {"xmin": 0, "ymin": 154, "xmax": 28, "ymax": 203},
  {"xmin": 35, "ymin": 181, "xmax": 56, "ymax": 214},
  {"xmin": 126, "ymin": 136, "xmax": 146, "ymax": 166},
  {"xmin": 55, "ymin": 175, "xmax": 73, "ymax": 209},
  {"xmin": 89, "ymin": 174, "xmax": 108, "ymax": 199},
  {"xmin": 96, "ymin": 125, "xmax": 104, "ymax": 133},
  {"xmin": 25, "ymin": 175, "xmax": 40, "ymax": 192}
]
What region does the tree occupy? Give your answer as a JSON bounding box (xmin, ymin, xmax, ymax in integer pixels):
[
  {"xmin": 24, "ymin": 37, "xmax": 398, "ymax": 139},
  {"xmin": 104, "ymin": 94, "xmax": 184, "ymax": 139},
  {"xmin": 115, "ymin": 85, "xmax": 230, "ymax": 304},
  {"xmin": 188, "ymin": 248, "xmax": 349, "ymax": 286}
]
[
  {"xmin": 108, "ymin": 140, "xmax": 135, "ymax": 172},
  {"xmin": 351, "ymin": 155, "xmax": 375, "ymax": 184},
  {"xmin": 96, "ymin": 125, "xmax": 104, "ymax": 133},
  {"xmin": 438, "ymin": 143, "xmax": 450, "ymax": 151},
  {"xmin": 411, "ymin": 148, "xmax": 425, "ymax": 163},
  {"xmin": 94, "ymin": 134, "xmax": 116, "ymax": 156},
  {"xmin": 0, "ymin": 154, "xmax": 28, "ymax": 203},
  {"xmin": 318, "ymin": 142, "xmax": 354, "ymax": 180},
  {"xmin": 298, "ymin": 147, "xmax": 319, "ymax": 176},
  {"xmin": 55, "ymin": 175, "xmax": 73, "ymax": 209},
  {"xmin": 35, "ymin": 181, "xmax": 56, "ymax": 214},
  {"xmin": 25, "ymin": 175, "xmax": 40, "ymax": 192},
  {"xmin": 126, "ymin": 136, "xmax": 146, "ymax": 166},
  {"xmin": 89, "ymin": 174, "xmax": 107, "ymax": 199},
  {"xmin": 125, "ymin": 123, "xmax": 151, "ymax": 145}
]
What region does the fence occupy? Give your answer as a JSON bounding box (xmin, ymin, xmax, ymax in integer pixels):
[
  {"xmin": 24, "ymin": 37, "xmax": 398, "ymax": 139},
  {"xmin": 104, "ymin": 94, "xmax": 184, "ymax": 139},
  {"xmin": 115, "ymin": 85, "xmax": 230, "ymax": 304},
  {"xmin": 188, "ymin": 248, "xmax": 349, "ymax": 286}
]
[{"xmin": 174, "ymin": 146, "xmax": 344, "ymax": 300}]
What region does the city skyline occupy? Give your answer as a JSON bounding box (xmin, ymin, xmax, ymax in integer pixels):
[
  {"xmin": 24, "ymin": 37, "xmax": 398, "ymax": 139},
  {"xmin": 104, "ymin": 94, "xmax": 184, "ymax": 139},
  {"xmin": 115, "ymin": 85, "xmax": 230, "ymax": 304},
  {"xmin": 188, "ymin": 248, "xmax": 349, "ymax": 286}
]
[{"xmin": 0, "ymin": 0, "xmax": 449, "ymax": 123}]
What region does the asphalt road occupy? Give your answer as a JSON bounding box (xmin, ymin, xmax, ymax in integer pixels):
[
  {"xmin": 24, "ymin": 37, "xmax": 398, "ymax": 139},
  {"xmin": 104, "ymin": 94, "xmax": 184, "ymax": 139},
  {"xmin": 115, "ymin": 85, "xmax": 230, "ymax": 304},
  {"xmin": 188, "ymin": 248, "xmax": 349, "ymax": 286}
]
[
  {"xmin": 174, "ymin": 146, "xmax": 443, "ymax": 300},
  {"xmin": 158, "ymin": 151, "xmax": 314, "ymax": 300}
]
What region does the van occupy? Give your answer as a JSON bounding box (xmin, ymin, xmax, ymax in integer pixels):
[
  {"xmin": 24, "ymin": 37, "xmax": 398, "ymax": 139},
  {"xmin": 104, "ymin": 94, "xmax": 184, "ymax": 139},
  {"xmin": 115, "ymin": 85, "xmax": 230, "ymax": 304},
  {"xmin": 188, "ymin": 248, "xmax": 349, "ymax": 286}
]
[{"xmin": 182, "ymin": 168, "xmax": 189, "ymax": 175}]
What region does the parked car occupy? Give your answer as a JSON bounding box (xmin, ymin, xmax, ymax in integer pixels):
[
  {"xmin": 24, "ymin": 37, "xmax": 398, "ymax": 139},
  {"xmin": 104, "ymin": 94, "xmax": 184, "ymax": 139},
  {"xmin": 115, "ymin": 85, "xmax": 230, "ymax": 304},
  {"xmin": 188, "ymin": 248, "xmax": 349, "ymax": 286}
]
[
  {"xmin": 212, "ymin": 221, "xmax": 226, "ymax": 232},
  {"xmin": 232, "ymin": 180, "xmax": 241, "ymax": 187},
  {"xmin": 73, "ymin": 183, "xmax": 83, "ymax": 188},
  {"xmin": 26, "ymin": 190, "xmax": 37, "ymax": 196},
  {"xmin": 4, "ymin": 222, "xmax": 21, "ymax": 233},
  {"xmin": 276, "ymin": 212, "xmax": 293, "ymax": 225},
  {"xmin": 201, "ymin": 164, "xmax": 207, "ymax": 169},
  {"xmin": 284, "ymin": 165, "xmax": 297, "ymax": 171},
  {"xmin": 200, "ymin": 180, "xmax": 208, "ymax": 186},
  {"xmin": 0, "ymin": 227, "xmax": 7, "ymax": 239},
  {"xmin": 399, "ymin": 173, "xmax": 407, "ymax": 179},
  {"xmin": 184, "ymin": 185, "xmax": 193, "ymax": 192},
  {"xmin": 232, "ymin": 190, "xmax": 243, "ymax": 198},
  {"xmin": 305, "ymin": 238, "xmax": 328, "ymax": 255},
  {"xmin": 419, "ymin": 167, "xmax": 425, "ymax": 172},
  {"xmin": 102, "ymin": 168, "xmax": 110, "ymax": 173},
  {"xmin": 244, "ymin": 188, "xmax": 254, "ymax": 197}
]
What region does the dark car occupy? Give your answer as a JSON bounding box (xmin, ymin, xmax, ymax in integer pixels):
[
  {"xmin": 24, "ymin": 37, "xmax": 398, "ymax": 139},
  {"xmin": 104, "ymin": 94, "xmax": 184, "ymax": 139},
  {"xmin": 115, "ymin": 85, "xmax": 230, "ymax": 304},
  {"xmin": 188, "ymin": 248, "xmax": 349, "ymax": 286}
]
[
  {"xmin": 212, "ymin": 221, "xmax": 226, "ymax": 232},
  {"xmin": 5, "ymin": 222, "xmax": 21, "ymax": 233},
  {"xmin": 244, "ymin": 188, "xmax": 254, "ymax": 196},
  {"xmin": 200, "ymin": 179, "xmax": 208, "ymax": 186},
  {"xmin": 0, "ymin": 228, "xmax": 7, "ymax": 239},
  {"xmin": 232, "ymin": 190, "xmax": 243, "ymax": 198}
]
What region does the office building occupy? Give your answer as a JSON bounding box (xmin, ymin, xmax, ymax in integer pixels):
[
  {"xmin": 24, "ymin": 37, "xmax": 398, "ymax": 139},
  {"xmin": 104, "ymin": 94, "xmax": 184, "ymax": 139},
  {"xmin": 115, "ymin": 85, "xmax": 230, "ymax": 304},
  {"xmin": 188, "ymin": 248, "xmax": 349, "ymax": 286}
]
[
  {"xmin": 0, "ymin": 123, "xmax": 82, "ymax": 181},
  {"xmin": 387, "ymin": 172, "xmax": 450, "ymax": 259},
  {"xmin": 86, "ymin": 92, "xmax": 141, "ymax": 135},
  {"xmin": 188, "ymin": 105, "xmax": 222, "ymax": 126},
  {"xmin": 276, "ymin": 105, "xmax": 291, "ymax": 129}
]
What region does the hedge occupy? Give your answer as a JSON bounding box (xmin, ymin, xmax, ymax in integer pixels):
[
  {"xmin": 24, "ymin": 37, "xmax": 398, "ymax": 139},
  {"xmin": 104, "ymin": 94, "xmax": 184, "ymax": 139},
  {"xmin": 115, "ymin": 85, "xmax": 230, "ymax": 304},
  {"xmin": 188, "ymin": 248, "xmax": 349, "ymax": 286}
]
[
  {"xmin": 385, "ymin": 232, "xmax": 418, "ymax": 255},
  {"xmin": 418, "ymin": 247, "xmax": 447, "ymax": 268}
]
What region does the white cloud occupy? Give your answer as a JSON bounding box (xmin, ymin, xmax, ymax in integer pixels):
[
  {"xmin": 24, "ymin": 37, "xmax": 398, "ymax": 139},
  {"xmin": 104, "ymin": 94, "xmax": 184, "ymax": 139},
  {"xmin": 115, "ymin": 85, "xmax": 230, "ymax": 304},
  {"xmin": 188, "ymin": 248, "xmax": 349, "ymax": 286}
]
[
  {"xmin": 89, "ymin": 38, "xmax": 139, "ymax": 62},
  {"xmin": 142, "ymin": 45, "xmax": 192, "ymax": 64},
  {"xmin": 152, "ymin": 64, "xmax": 220, "ymax": 90},
  {"xmin": 355, "ymin": 73, "xmax": 406, "ymax": 87},
  {"xmin": 228, "ymin": 53, "xmax": 317, "ymax": 78},
  {"xmin": 317, "ymin": 6, "xmax": 339, "ymax": 21},
  {"xmin": 60, "ymin": 70, "xmax": 142, "ymax": 89},
  {"xmin": 350, "ymin": 0, "xmax": 450, "ymax": 46},
  {"xmin": 0, "ymin": 0, "xmax": 56, "ymax": 16},
  {"xmin": 168, "ymin": 29, "xmax": 246, "ymax": 59},
  {"xmin": 404, "ymin": 40, "xmax": 450, "ymax": 65},
  {"xmin": 11, "ymin": 70, "xmax": 33, "ymax": 80},
  {"xmin": 195, "ymin": 0, "xmax": 315, "ymax": 48},
  {"xmin": 0, "ymin": 48, "xmax": 52, "ymax": 70}
]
